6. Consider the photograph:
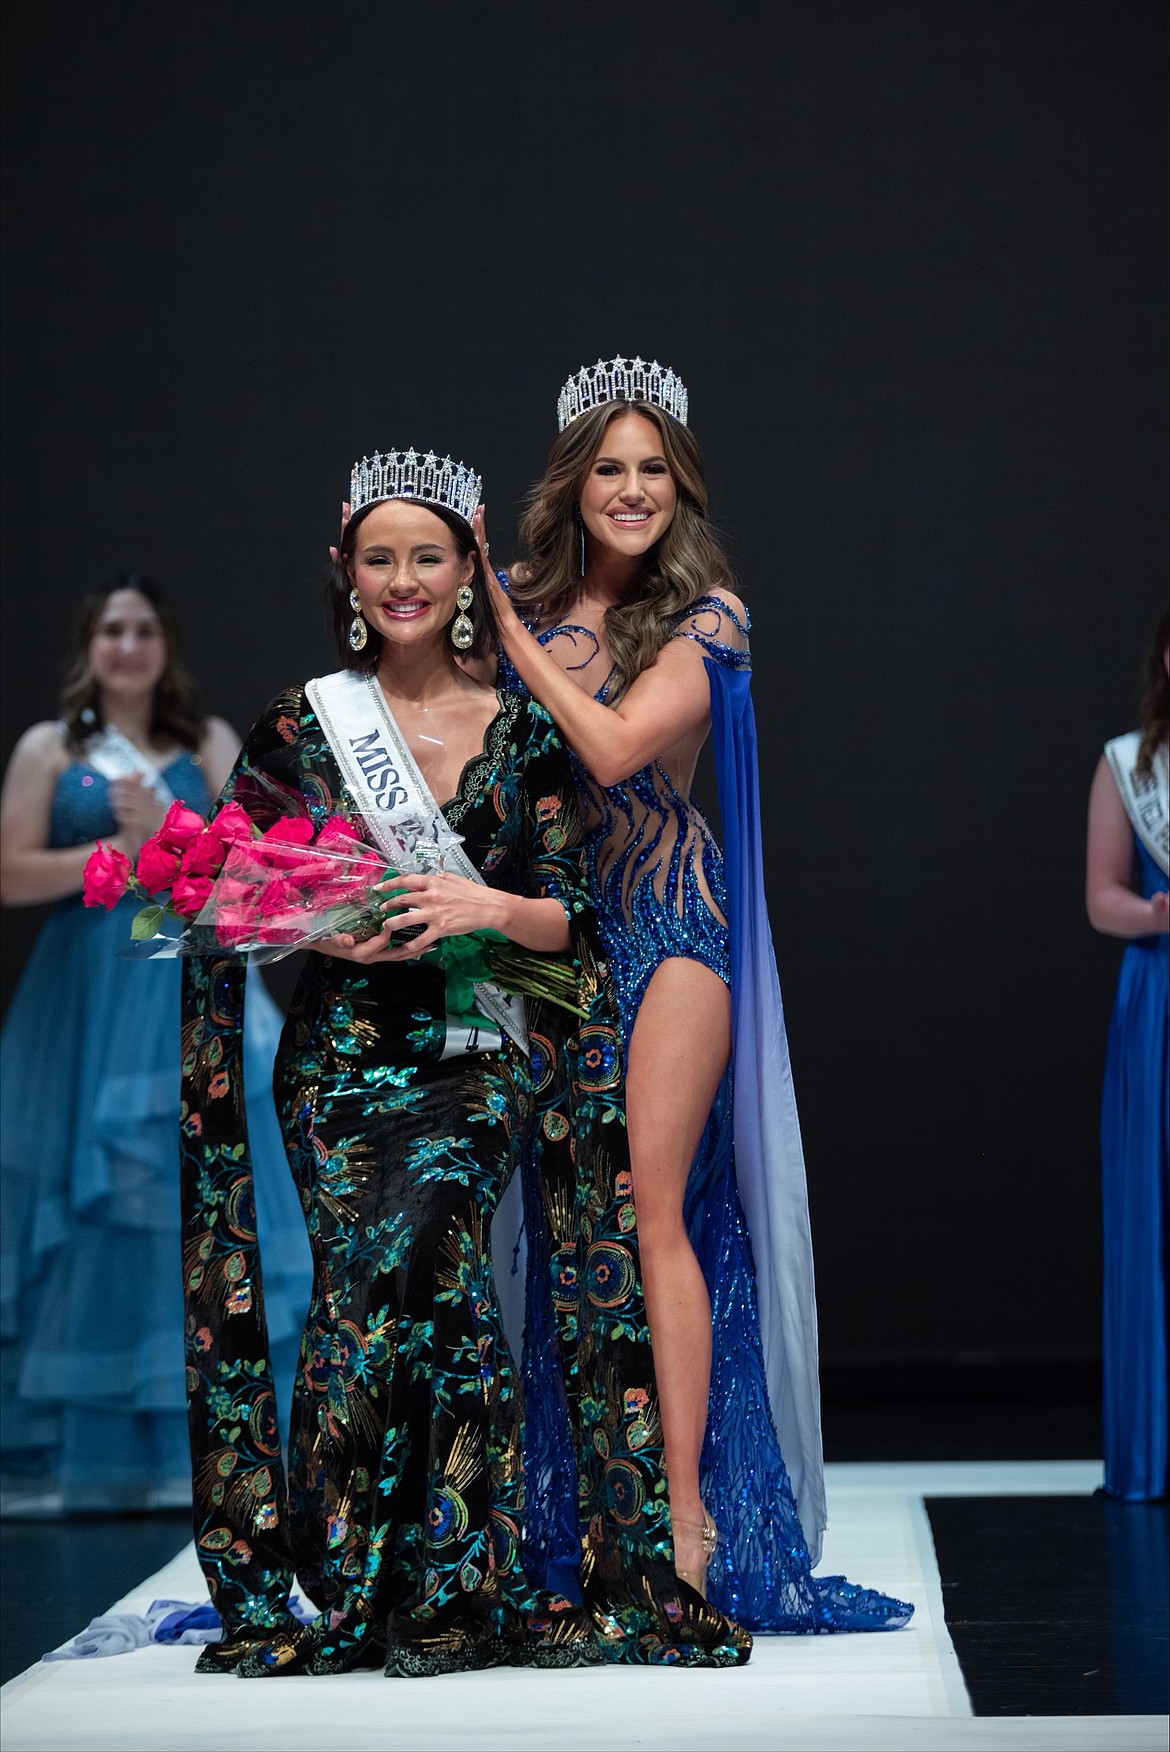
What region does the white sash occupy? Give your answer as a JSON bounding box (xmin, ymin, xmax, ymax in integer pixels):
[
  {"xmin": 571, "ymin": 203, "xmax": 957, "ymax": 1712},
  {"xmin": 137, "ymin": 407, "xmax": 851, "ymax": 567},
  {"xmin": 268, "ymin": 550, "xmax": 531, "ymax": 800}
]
[
  {"xmin": 304, "ymin": 670, "xmax": 529, "ymax": 1056},
  {"xmin": 80, "ymin": 724, "xmax": 176, "ymax": 807},
  {"xmin": 1105, "ymin": 731, "xmax": 1169, "ymax": 877}
]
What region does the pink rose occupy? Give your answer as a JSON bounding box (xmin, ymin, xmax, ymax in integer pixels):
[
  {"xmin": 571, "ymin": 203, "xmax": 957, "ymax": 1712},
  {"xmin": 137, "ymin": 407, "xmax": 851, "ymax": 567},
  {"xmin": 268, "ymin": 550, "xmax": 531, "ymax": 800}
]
[
  {"xmin": 261, "ymin": 817, "xmax": 315, "ymax": 847},
  {"xmin": 180, "ymin": 827, "xmax": 229, "ymax": 878},
  {"xmin": 210, "ymin": 801, "xmax": 255, "ymax": 846},
  {"xmin": 171, "ymin": 871, "xmax": 215, "ymax": 918},
  {"xmin": 135, "ymin": 834, "xmax": 183, "ymax": 893},
  {"xmin": 214, "ymin": 904, "xmax": 260, "ymax": 948},
  {"xmin": 156, "ymin": 799, "xmax": 206, "ymax": 851},
  {"xmin": 82, "ymin": 842, "xmax": 133, "ymax": 910},
  {"xmin": 209, "ymin": 873, "xmax": 259, "ymax": 909},
  {"xmin": 256, "ymin": 921, "xmax": 305, "ymax": 945},
  {"xmin": 282, "ymin": 856, "xmax": 337, "ymax": 888},
  {"xmin": 217, "ymin": 842, "xmax": 271, "ymax": 884},
  {"xmin": 307, "ymin": 878, "xmax": 364, "ymax": 909},
  {"xmin": 255, "ymin": 877, "xmax": 301, "ymax": 921},
  {"xmin": 313, "ymin": 854, "xmax": 382, "ymax": 914},
  {"xmin": 350, "ymin": 847, "xmax": 387, "ymax": 880},
  {"xmin": 317, "ymin": 816, "xmax": 361, "ymax": 849},
  {"xmin": 286, "ymin": 854, "xmax": 373, "ymax": 901},
  {"xmin": 259, "ymin": 816, "xmax": 316, "ymax": 870}
]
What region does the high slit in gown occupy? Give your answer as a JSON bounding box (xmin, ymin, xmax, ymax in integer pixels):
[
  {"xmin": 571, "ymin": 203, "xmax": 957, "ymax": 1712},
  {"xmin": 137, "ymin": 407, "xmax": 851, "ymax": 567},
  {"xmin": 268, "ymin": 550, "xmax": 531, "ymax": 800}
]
[{"xmin": 500, "ymin": 591, "xmax": 912, "ymax": 1632}]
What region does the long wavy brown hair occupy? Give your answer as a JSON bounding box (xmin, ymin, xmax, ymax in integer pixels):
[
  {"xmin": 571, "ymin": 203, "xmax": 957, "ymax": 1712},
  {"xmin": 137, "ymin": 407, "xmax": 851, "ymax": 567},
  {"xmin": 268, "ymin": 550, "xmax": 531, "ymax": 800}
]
[
  {"xmin": 508, "ymin": 401, "xmax": 736, "ymax": 695},
  {"xmin": 1136, "ymin": 606, "xmax": 1169, "ymax": 779},
  {"xmin": 59, "ymin": 574, "xmax": 205, "ymax": 753}
]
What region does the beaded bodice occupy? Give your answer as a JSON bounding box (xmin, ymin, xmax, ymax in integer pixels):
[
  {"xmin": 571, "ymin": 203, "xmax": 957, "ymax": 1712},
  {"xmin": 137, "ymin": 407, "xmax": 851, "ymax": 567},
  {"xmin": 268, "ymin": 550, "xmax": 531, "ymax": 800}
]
[
  {"xmin": 49, "ymin": 747, "xmax": 210, "ymax": 848},
  {"xmin": 500, "ymin": 592, "xmax": 751, "ymax": 1028}
]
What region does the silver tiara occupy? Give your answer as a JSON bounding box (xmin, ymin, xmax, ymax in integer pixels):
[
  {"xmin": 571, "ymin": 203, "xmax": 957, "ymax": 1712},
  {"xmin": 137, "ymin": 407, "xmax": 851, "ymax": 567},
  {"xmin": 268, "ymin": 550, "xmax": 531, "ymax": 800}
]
[
  {"xmin": 556, "ymin": 355, "xmax": 688, "ymax": 431},
  {"xmin": 349, "ymin": 448, "xmax": 482, "ymax": 525}
]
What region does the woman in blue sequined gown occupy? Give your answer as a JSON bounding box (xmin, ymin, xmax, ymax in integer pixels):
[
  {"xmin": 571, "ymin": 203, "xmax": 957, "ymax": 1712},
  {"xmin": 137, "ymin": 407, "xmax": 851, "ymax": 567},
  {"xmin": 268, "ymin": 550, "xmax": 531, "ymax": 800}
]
[
  {"xmin": 0, "ymin": 577, "xmax": 311, "ymax": 1513},
  {"xmin": 478, "ymin": 365, "xmax": 911, "ymax": 1631},
  {"xmin": 1085, "ymin": 611, "xmax": 1169, "ymax": 1502}
]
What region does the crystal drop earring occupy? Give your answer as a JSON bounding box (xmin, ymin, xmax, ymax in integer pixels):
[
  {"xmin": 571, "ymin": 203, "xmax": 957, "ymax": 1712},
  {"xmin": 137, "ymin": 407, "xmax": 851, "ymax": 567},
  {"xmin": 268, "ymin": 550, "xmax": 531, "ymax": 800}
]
[
  {"xmin": 450, "ymin": 584, "xmax": 475, "ymax": 651},
  {"xmin": 348, "ymin": 587, "xmax": 368, "ymax": 653}
]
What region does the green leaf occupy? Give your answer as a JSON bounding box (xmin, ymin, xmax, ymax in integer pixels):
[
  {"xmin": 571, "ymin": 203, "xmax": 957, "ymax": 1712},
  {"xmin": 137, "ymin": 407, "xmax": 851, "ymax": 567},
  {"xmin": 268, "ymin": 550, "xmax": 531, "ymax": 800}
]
[{"xmin": 130, "ymin": 903, "xmax": 165, "ymax": 940}]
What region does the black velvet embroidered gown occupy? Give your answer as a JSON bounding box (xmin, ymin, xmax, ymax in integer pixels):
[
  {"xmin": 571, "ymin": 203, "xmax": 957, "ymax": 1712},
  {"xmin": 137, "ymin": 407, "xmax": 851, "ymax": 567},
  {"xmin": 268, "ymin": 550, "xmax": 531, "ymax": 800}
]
[{"xmin": 180, "ymin": 685, "xmax": 751, "ymax": 1675}]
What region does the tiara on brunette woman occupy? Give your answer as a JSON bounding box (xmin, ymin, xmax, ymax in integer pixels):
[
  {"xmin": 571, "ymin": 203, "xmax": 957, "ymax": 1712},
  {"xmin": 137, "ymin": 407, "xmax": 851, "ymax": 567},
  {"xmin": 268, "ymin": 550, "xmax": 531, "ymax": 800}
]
[
  {"xmin": 349, "ymin": 449, "xmax": 482, "ymax": 525},
  {"xmin": 556, "ymin": 356, "xmax": 689, "ymax": 431}
]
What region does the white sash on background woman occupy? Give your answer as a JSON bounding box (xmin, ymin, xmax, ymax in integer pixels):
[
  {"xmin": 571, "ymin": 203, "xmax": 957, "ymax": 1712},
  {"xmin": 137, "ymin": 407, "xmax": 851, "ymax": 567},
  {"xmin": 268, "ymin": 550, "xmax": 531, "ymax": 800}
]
[
  {"xmin": 79, "ymin": 722, "xmax": 176, "ymax": 807},
  {"xmin": 1105, "ymin": 730, "xmax": 1169, "ymax": 876}
]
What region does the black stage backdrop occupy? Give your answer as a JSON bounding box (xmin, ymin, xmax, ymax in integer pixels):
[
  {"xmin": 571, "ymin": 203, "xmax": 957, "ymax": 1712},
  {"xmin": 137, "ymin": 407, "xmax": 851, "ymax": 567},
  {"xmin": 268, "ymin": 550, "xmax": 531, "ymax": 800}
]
[{"xmin": 2, "ymin": 1, "xmax": 1166, "ymax": 1381}]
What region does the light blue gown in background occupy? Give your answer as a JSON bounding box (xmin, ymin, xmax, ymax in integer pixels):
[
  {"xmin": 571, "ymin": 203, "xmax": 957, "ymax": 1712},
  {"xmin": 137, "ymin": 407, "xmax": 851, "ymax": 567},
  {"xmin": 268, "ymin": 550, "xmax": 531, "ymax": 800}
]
[
  {"xmin": 0, "ymin": 747, "xmax": 312, "ymax": 1513},
  {"xmin": 1100, "ymin": 832, "xmax": 1169, "ymax": 1502}
]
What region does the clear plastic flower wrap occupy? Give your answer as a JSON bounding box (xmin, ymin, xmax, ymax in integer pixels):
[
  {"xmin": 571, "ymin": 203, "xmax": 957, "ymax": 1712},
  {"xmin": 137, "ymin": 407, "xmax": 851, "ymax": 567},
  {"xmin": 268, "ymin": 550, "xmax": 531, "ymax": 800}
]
[
  {"xmin": 183, "ymin": 820, "xmax": 398, "ymax": 961},
  {"xmin": 82, "ymin": 788, "xmax": 586, "ymax": 1017}
]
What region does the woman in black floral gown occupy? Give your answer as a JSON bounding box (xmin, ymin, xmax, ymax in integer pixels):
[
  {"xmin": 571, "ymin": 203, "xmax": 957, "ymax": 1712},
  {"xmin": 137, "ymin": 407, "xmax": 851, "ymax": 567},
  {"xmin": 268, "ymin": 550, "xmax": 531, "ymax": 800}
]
[{"xmin": 179, "ymin": 459, "xmax": 751, "ymax": 1677}]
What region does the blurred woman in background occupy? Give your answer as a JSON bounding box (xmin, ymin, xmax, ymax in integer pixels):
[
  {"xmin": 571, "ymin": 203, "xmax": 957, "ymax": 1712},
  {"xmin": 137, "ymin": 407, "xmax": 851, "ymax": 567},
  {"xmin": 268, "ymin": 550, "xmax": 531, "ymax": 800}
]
[
  {"xmin": 0, "ymin": 574, "xmax": 310, "ymax": 1516},
  {"xmin": 1086, "ymin": 607, "xmax": 1169, "ymax": 1503}
]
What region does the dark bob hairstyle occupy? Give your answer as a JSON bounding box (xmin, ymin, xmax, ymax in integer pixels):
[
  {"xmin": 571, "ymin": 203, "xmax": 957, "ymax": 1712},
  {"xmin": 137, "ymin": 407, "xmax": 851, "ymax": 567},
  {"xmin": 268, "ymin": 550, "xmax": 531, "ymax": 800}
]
[{"xmin": 326, "ymin": 499, "xmax": 494, "ymax": 671}]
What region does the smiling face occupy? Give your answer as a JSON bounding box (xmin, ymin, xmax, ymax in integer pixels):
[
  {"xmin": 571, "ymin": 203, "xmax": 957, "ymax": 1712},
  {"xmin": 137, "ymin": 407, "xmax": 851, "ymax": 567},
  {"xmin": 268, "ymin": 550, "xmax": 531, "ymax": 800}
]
[
  {"xmin": 87, "ymin": 587, "xmax": 168, "ymax": 699},
  {"xmin": 345, "ymin": 499, "xmax": 474, "ymax": 649},
  {"xmin": 578, "ymin": 410, "xmax": 679, "ymax": 563}
]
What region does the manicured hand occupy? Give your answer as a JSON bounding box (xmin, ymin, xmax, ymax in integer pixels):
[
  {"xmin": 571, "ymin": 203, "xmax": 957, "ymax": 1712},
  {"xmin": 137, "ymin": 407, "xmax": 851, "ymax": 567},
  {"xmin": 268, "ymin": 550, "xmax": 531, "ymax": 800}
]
[
  {"xmin": 312, "ymin": 919, "xmax": 403, "ymax": 963},
  {"xmin": 328, "ymin": 500, "xmax": 352, "ymax": 564},
  {"xmin": 376, "ymin": 870, "xmax": 507, "ymax": 957},
  {"xmin": 472, "ymin": 506, "xmax": 509, "ymax": 633},
  {"xmin": 312, "ymin": 875, "xmax": 504, "ymax": 963}
]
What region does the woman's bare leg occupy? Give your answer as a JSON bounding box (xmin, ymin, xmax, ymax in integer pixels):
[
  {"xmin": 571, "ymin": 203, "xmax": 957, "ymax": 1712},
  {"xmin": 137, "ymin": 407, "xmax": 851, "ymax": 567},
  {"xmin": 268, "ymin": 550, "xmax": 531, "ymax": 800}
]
[{"xmin": 624, "ymin": 957, "xmax": 731, "ymax": 1582}]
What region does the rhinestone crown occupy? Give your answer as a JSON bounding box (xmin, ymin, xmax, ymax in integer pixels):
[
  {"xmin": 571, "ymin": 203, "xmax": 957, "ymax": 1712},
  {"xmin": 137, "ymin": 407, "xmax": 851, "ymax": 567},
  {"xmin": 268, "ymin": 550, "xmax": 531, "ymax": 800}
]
[
  {"xmin": 556, "ymin": 355, "xmax": 688, "ymax": 431},
  {"xmin": 349, "ymin": 448, "xmax": 482, "ymax": 525}
]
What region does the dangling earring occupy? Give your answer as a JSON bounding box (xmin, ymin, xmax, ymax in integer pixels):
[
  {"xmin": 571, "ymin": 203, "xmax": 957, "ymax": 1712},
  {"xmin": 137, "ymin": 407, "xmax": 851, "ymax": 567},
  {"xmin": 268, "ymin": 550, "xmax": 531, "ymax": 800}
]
[
  {"xmin": 573, "ymin": 504, "xmax": 586, "ymax": 578},
  {"xmin": 348, "ymin": 587, "xmax": 368, "ymax": 653},
  {"xmin": 450, "ymin": 584, "xmax": 475, "ymax": 651}
]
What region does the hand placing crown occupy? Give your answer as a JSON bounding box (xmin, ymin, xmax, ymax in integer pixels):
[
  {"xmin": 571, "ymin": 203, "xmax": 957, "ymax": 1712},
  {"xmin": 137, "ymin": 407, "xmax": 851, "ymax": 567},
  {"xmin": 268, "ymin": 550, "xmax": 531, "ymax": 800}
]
[
  {"xmin": 349, "ymin": 448, "xmax": 482, "ymax": 525},
  {"xmin": 556, "ymin": 355, "xmax": 688, "ymax": 431}
]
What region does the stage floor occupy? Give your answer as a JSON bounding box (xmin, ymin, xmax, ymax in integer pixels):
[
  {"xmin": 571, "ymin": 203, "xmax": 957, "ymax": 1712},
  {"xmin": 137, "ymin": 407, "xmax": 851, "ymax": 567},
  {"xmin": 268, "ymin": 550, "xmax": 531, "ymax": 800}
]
[{"xmin": 1, "ymin": 1463, "xmax": 1165, "ymax": 1752}]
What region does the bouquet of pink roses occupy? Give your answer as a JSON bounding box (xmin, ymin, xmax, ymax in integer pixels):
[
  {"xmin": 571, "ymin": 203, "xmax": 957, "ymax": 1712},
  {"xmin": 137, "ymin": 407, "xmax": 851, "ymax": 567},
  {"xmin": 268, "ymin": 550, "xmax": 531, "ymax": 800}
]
[
  {"xmin": 83, "ymin": 799, "xmax": 396, "ymax": 960},
  {"xmin": 82, "ymin": 798, "xmax": 587, "ymax": 1020}
]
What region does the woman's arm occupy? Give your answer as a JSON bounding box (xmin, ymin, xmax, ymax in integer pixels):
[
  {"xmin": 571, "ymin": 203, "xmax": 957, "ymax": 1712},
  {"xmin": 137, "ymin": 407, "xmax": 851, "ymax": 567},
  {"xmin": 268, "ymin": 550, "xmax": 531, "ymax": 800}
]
[
  {"xmin": 319, "ymin": 876, "xmax": 570, "ymax": 964},
  {"xmin": 388, "ymin": 879, "xmax": 570, "ymax": 955},
  {"xmin": 199, "ymin": 716, "xmax": 243, "ymax": 799},
  {"xmin": 0, "ymin": 722, "xmax": 135, "ymax": 906},
  {"xmin": 1085, "ymin": 752, "xmax": 1170, "ymax": 937},
  {"xmin": 488, "ymin": 595, "xmax": 715, "ymax": 787}
]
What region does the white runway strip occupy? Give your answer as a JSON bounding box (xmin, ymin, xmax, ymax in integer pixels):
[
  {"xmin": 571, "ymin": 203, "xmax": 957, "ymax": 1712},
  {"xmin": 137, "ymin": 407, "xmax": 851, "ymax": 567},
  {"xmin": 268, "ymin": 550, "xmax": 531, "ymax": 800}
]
[{"xmin": 3, "ymin": 1462, "xmax": 1165, "ymax": 1752}]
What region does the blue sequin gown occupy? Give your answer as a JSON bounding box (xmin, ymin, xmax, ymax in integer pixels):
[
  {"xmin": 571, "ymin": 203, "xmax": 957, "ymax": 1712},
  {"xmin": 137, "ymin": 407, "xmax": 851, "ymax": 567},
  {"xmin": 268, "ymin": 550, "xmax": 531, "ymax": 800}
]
[
  {"xmin": 0, "ymin": 746, "xmax": 312, "ymax": 1513},
  {"xmin": 1100, "ymin": 831, "xmax": 1169, "ymax": 1502},
  {"xmin": 501, "ymin": 591, "xmax": 911, "ymax": 1631}
]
